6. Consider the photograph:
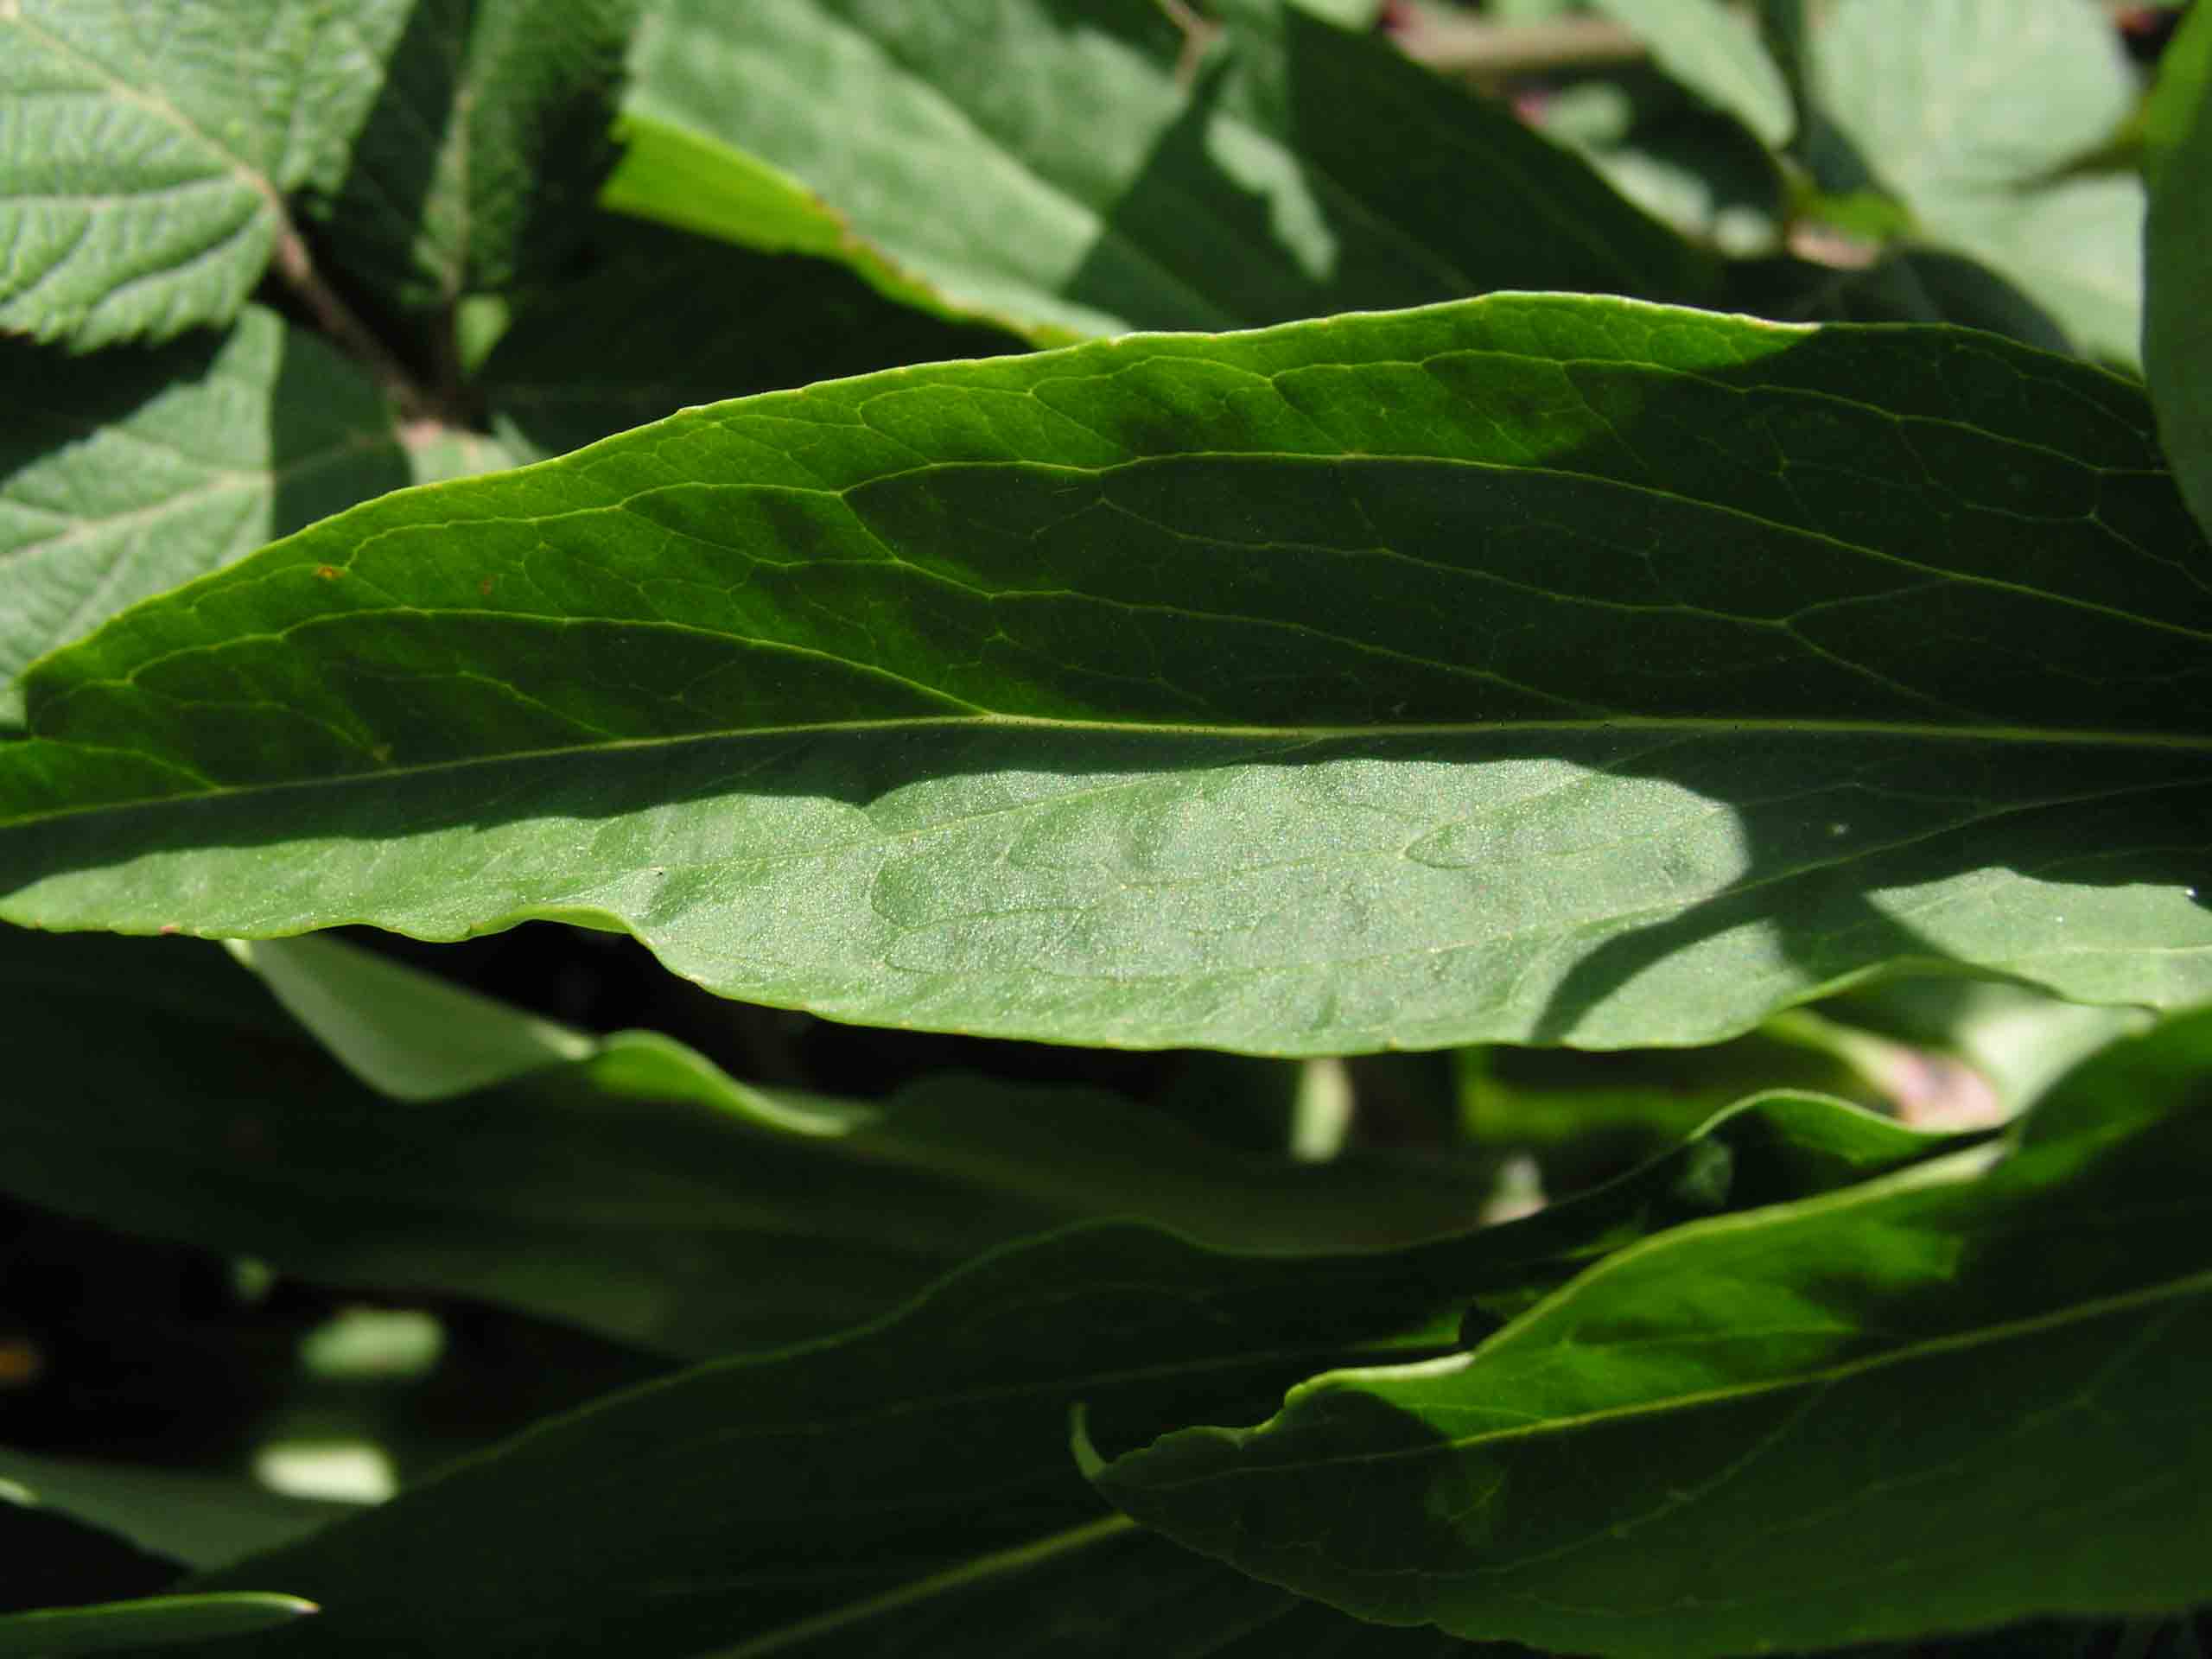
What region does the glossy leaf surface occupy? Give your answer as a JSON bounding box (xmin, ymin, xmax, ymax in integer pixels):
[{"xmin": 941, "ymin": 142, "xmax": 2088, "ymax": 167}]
[
  {"xmin": 174, "ymin": 1094, "xmax": 1955, "ymax": 1656},
  {"xmin": 3, "ymin": 297, "xmax": 2209, "ymax": 1053},
  {"xmin": 1099, "ymin": 1009, "xmax": 2212, "ymax": 1655},
  {"xmin": 624, "ymin": 0, "xmax": 1711, "ymax": 338}
]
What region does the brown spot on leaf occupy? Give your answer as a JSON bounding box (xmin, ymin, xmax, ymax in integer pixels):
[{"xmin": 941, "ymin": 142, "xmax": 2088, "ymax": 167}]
[{"xmin": 315, "ymin": 564, "xmax": 342, "ymax": 581}]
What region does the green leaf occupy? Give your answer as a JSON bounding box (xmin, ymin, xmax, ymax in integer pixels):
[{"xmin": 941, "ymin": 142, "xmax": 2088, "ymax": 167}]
[
  {"xmin": 0, "ymin": 1, "xmax": 406, "ymax": 347},
  {"xmin": 479, "ymin": 214, "xmax": 1025, "ymax": 461},
  {"xmin": 0, "ymin": 925, "xmax": 1497, "ymax": 1356},
  {"xmin": 306, "ymin": 0, "xmax": 641, "ymax": 308},
  {"xmin": 623, "ymin": 0, "xmax": 1713, "ymax": 339},
  {"xmin": 0, "ymin": 1595, "xmax": 315, "ymax": 1656},
  {"xmin": 0, "ymin": 307, "xmax": 492, "ymax": 728},
  {"xmin": 1726, "ymin": 247, "xmax": 2073, "ymax": 355},
  {"xmin": 171, "ymin": 1093, "xmax": 1956, "ymax": 1657},
  {"xmin": 1807, "ymin": 0, "xmax": 2145, "ymax": 363},
  {"xmin": 1097, "ymin": 1007, "xmax": 2212, "ymax": 1656},
  {"xmin": 0, "ymin": 1451, "xmax": 343, "ymax": 1575},
  {"xmin": 5, "ymin": 296, "xmax": 2209, "ymax": 1053},
  {"xmin": 598, "ymin": 116, "xmax": 1057, "ymax": 342},
  {"xmin": 1590, "ymin": 0, "xmax": 1795, "ymax": 148},
  {"xmin": 2145, "ymin": 0, "xmax": 2212, "ymax": 542},
  {"xmin": 2, "ymin": 1484, "xmax": 177, "ymax": 1616}
]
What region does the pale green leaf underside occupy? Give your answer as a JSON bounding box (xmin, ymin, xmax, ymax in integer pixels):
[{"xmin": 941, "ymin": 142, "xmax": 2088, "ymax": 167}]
[
  {"xmin": 3, "ymin": 296, "xmax": 2209, "ymax": 1055},
  {"xmin": 0, "ymin": 307, "xmax": 494, "ymax": 728},
  {"xmin": 1810, "ymin": 0, "xmax": 2145, "ymax": 364},
  {"xmin": 1098, "ymin": 1008, "xmax": 2212, "ymax": 1654},
  {"xmin": 623, "ymin": 0, "xmax": 1710, "ymax": 340},
  {"xmin": 177, "ymin": 1094, "xmax": 1953, "ymax": 1657},
  {"xmin": 0, "ymin": 0, "xmax": 404, "ymax": 347}
]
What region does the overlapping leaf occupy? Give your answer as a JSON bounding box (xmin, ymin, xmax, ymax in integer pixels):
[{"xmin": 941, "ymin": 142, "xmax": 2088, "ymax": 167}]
[
  {"xmin": 3, "ymin": 297, "xmax": 2208, "ymax": 1053},
  {"xmin": 622, "ymin": 0, "xmax": 1712, "ymax": 339},
  {"xmin": 168, "ymin": 1094, "xmax": 1956, "ymax": 1656},
  {"xmin": 0, "ymin": 308, "xmax": 510, "ymax": 728},
  {"xmin": 307, "ymin": 0, "xmax": 641, "ymax": 308},
  {"xmin": 0, "ymin": 925, "xmax": 1496, "ymax": 1355},
  {"xmin": 478, "ymin": 214, "xmax": 1024, "ymax": 461},
  {"xmin": 1805, "ymin": 0, "xmax": 2145, "ymax": 364},
  {"xmin": 1097, "ymin": 1007, "xmax": 2212, "ymax": 1655}
]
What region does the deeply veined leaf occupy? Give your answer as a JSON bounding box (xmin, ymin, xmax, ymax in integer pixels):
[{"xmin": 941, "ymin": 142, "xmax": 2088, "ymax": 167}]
[
  {"xmin": 1096, "ymin": 1007, "xmax": 2212, "ymax": 1655},
  {"xmin": 171, "ymin": 1094, "xmax": 1960, "ymax": 1657},
  {"xmin": 0, "ymin": 925, "xmax": 1493, "ymax": 1356},
  {"xmin": 0, "ymin": 1, "xmax": 407, "ymax": 347},
  {"xmin": 623, "ymin": 0, "xmax": 1713, "ymax": 339},
  {"xmin": 0, "ymin": 308, "xmax": 510, "ymax": 729},
  {"xmin": 1807, "ymin": 0, "xmax": 2144, "ymax": 363},
  {"xmin": 3, "ymin": 296, "xmax": 2209, "ymax": 1053},
  {"xmin": 0, "ymin": 1595, "xmax": 315, "ymax": 1656},
  {"xmin": 2145, "ymin": 0, "xmax": 2212, "ymax": 542}
]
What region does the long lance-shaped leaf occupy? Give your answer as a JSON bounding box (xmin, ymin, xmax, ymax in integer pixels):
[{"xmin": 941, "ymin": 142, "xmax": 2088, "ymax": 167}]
[
  {"xmin": 1095, "ymin": 1006, "xmax": 2212, "ymax": 1656},
  {"xmin": 3, "ymin": 296, "xmax": 2210, "ymax": 1053},
  {"xmin": 0, "ymin": 924, "xmax": 1503, "ymax": 1357},
  {"xmin": 0, "ymin": 1596, "xmax": 315, "ymax": 1656},
  {"xmin": 169, "ymin": 1095, "xmax": 1958, "ymax": 1657}
]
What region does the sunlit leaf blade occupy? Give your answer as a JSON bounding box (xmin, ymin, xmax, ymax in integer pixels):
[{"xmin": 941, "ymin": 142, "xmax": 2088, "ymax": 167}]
[
  {"xmin": 0, "ymin": 925, "xmax": 1495, "ymax": 1356},
  {"xmin": 480, "ymin": 215, "xmax": 1024, "ymax": 461},
  {"xmin": 1807, "ymin": 0, "xmax": 2144, "ymax": 363},
  {"xmin": 1590, "ymin": 0, "xmax": 1794, "ymax": 148},
  {"xmin": 624, "ymin": 0, "xmax": 1712, "ymax": 339},
  {"xmin": 307, "ymin": 0, "xmax": 640, "ymax": 308},
  {"xmin": 2145, "ymin": 1, "xmax": 2212, "ymax": 542},
  {"xmin": 0, "ymin": 307, "xmax": 496, "ymax": 728},
  {"xmin": 171, "ymin": 1095, "xmax": 1960, "ymax": 1657},
  {"xmin": 1097, "ymin": 1007, "xmax": 2212, "ymax": 1656},
  {"xmin": 0, "ymin": 1, "xmax": 405, "ymax": 347},
  {"xmin": 597, "ymin": 117, "xmax": 1049, "ymax": 343},
  {"xmin": 0, "ymin": 1594, "xmax": 315, "ymax": 1656},
  {"xmin": 4, "ymin": 296, "xmax": 2209, "ymax": 1052}
]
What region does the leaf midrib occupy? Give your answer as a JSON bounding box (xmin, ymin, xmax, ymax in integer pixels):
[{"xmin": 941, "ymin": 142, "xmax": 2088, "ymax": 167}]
[{"xmin": 7, "ymin": 713, "xmax": 2212, "ymax": 838}]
